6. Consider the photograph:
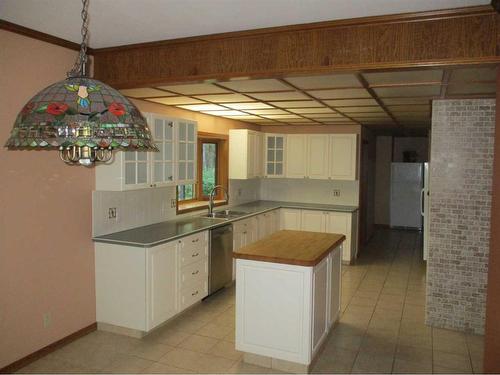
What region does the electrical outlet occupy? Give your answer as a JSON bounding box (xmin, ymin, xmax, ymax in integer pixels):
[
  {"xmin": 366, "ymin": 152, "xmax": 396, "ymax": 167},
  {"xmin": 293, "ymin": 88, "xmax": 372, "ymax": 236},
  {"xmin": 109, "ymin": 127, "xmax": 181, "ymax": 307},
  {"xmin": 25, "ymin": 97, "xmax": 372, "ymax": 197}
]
[
  {"xmin": 108, "ymin": 207, "xmax": 117, "ymax": 219},
  {"xmin": 333, "ymin": 190, "xmax": 341, "ymax": 197},
  {"xmin": 43, "ymin": 312, "xmax": 51, "ymax": 328},
  {"xmin": 170, "ymin": 199, "xmax": 176, "ymax": 208}
]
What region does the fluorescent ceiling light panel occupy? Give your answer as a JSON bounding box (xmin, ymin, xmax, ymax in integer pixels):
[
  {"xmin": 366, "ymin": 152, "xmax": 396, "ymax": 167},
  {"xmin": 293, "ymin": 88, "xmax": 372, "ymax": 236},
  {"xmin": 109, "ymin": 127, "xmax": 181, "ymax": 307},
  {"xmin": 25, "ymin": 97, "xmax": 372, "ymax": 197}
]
[
  {"xmin": 224, "ymin": 102, "xmax": 272, "ymax": 110},
  {"xmin": 202, "ymin": 110, "xmax": 247, "ymax": 116},
  {"xmin": 262, "ymin": 114, "xmax": 302, "ymax": 119},
  {"xmin": 339, "ymin": 106, "xmax": 384, "ymax": 113},
  {"xmin": 194, "ymin": 93, "xmax": 254, "ymax": 102},
  {"xmin": 147, "ymin": 97, "xmax": 204, "ymax": 105},
  {"xmin": 270, "ymin": 101, "xmax": 323, "ymax": 108},
  {"xmin": 246, "ymin": 109, "xmax": 288, "ymax": 115},
  {"xmin": 178, "ymin": 104, "xmax": 227, "ymax": 111},
  {"xmin": 249, "ymin": 92, "xmax": 309, "ymax": 101},
  {"xmin": 157, "ymin": 83, "xmax": 229, "ymax": 95}
]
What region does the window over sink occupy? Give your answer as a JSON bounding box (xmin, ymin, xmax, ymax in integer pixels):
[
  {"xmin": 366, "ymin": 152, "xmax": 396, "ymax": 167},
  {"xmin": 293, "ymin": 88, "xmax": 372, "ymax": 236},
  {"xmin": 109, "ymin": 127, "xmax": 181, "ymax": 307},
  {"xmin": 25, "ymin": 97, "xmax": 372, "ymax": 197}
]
[{"xmin": 176, "ymin": 133, "xmax": 228, "ymax": 213}]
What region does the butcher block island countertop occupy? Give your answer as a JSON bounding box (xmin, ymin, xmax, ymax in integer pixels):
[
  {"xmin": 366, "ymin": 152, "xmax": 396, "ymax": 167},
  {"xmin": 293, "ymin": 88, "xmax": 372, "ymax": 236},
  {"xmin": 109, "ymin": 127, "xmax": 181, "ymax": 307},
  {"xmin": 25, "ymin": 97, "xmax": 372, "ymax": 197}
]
[{"xmin": 233, "ymin": 230, "xmax": 345, "ymax": 266}]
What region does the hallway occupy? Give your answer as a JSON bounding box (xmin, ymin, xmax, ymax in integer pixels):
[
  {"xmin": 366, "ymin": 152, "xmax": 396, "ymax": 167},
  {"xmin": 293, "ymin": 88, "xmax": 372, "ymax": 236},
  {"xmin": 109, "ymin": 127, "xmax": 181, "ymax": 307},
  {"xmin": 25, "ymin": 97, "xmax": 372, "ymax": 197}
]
[
  {"xmin": 312, "ymin": 228, "xmax": 483, "ymax": 374},
  {"xmin": 17, "ymin": 229, "xmax": 484, "ymax": 374}
]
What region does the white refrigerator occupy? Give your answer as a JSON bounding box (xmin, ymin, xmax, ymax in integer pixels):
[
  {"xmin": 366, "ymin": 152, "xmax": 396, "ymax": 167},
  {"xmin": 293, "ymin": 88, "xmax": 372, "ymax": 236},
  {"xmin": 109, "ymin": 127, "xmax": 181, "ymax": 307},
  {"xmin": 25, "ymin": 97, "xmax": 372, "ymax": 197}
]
[{"xmin": 390, "ymin": 163, "xmax": 424, "ymax": 230}]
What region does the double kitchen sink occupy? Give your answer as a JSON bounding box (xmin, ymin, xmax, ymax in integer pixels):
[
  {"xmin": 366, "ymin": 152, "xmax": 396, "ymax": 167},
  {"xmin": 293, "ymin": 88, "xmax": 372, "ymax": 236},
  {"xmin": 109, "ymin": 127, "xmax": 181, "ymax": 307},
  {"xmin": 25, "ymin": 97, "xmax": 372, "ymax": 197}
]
[{"xmin": 201, "ymin": 209, "xmax": 249, "ymax": 220}]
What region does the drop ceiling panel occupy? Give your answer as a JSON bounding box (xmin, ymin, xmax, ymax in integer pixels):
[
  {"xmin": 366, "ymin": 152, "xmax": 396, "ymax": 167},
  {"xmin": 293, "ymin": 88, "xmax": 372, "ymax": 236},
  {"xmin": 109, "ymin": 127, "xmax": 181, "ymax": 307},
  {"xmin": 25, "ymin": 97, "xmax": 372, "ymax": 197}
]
[
  {"xmin": 449, "ymin": 67, "xmax": 497, "ymax": 82},
  {"xmin": 351, "ymin": 113, "xmax": 391, "ymax": 118},
  {"xmin": 317, "ymin": 118, "xmax": 355, "ymax": 122},
  {"xmin": 262, "ymin": 114, "xmax": 303, "ymax": 119},
  {"xmin": 202, "ymin": 110, "xmax": 247, "ymax": 116},
  {"xmin": 120, "ymin": 88, "xmax": 174, "ymax": 98},
  {"xmin": 324, "ymin": 98, "xmax": 379, "ymax": 106},
  {"xmin": 224, "ymin": 102, "xmax": 272, "ymax": 110},
  {"xmin": 194, "ymin": 93, "xmax": 254, "ymax": 102},
  {"xmin": 386, "ymin": 105, "xmax": 430, "ymax": 112},
  {"xmin": 157, "ymin": 83, "xmax": 229, "ymax": 95},
  {"xmin": 223, "ymin": 115, "xmax": 262, "ymax": 119},
  {"xmin": 373, "ymin": 85, "xmax": 441, "ymax": 97},
  {"xmin": 283, "ymin": 118, "xmax": 318, "ymax": 123},
  {"xmin": 146, "ymin": 97, "xmax": 204, "ymax": 105},
  {"xmin": 446, "ymin": 83, "xmax": 496, "ymax": 95},
  {"xmin": 270, "ymin": 101, "xmax": 324, "ymax": 108},
  {"xmin": 288, "ymin": 107, "xmax": 334, "ymax": 114},
  {"xmin": 307, "ymin": 88, "xmax": 371, "ymax": 99},
  {"xmin": 381, "ymin": 97, "xmax": 432, "ymax": 105},
  {"xmin": 218, "ymin": 79, "xmax": 293, "ymax": 92},
  {"xmin": 246, "ymin": 109, "xmax": 289, "ymax": 115},
  {"xmin": 178, "ymin": 104, "xmax": 227, "ymax": 111},
  {"xmin": 284, "ymin": 74, "xmax": 361, "ymax": 89},
  {"xmin": 339, "ymin": 106, "xmax": 385, "ymax": 113},
  {"xmin": 305, "ymin": 113, "xmax": 345, "ymax": 118},
  {"xmin": 363, "ymin": 70, "xmax": 443, "ymax": 85},
  {"xmin": 249, "ymin": 92, "xmax": 310, "ymax": 101}
]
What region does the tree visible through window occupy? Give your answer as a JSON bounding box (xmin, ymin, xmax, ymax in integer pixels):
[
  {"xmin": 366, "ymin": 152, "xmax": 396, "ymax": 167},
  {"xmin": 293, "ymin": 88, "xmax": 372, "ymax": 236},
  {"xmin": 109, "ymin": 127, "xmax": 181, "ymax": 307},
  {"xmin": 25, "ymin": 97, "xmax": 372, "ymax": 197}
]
[
  {"xmin": 202, "ymin": 142, "xmax": 217, "ymax": 196},
  {"xmin": 178, "ymin": 184, "xmax": 195, "ymax": 201}
]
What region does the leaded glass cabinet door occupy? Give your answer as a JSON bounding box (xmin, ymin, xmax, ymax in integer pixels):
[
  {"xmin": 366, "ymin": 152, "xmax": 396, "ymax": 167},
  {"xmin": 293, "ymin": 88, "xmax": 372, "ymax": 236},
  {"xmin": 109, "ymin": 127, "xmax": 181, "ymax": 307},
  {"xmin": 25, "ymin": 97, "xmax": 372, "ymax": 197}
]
[
  {"xmin": 265, "ymin": 134, "xmax": 285, "ymax": 178},
  {"xmin": 151, "ymin": 115, "xmax": 175, "ymax": 186},
  {"xmin": 177, "ymin": 120, "xmax": 197, "ymax": 184},
  {"xmin": 123, "ymin": 149, "xmax": 150, "ymax": 189}
]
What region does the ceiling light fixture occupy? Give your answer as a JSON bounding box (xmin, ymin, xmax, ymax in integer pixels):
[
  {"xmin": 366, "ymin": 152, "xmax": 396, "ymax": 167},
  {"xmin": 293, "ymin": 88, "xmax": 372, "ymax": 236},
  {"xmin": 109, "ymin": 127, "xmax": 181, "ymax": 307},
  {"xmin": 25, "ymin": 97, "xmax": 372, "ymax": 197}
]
[{"xmin": 4, "ymin": 0, "xmax": 157, "ymax": 166}]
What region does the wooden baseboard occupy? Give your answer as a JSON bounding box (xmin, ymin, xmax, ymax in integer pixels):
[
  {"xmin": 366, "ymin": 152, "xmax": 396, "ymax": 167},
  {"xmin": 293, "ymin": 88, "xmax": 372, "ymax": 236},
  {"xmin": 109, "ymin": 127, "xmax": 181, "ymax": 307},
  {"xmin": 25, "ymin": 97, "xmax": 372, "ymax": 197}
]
[{"xmin": 0, "ymin": 322, "xmax": 97, "ymax": 374}]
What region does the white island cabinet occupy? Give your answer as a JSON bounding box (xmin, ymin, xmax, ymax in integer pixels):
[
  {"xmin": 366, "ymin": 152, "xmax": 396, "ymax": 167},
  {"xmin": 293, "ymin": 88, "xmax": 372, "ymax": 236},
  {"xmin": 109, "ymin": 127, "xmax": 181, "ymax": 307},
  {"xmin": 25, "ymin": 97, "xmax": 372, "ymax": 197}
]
[{"xmin": 234, "ymin": 230, "xmax": 344, "ymax": 373}]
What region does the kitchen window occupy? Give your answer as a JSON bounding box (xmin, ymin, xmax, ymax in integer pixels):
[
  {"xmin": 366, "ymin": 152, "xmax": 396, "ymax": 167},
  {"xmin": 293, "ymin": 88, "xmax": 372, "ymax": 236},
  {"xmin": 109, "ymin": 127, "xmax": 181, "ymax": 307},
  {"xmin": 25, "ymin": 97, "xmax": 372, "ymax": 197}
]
[{"xmin": 177, "ymin": 133, "xmax": 228, "ymax": 213}]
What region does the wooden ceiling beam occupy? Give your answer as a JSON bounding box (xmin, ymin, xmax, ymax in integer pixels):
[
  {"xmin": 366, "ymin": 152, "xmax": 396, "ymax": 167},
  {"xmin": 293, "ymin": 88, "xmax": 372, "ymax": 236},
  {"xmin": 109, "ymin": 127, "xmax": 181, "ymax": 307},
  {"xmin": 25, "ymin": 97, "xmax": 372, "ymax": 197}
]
[{"xmin": 92, "ymin": 6, "xmax": 500, "ymax": 89}]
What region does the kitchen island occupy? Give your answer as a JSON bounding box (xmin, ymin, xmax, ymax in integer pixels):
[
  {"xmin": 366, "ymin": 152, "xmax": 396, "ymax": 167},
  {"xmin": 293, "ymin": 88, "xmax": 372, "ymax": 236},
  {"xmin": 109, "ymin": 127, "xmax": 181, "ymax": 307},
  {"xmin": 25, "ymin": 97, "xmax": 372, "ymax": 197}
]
[{"xmin": 233, "ymin": 230, "xmax": 344, "ymax": 373}]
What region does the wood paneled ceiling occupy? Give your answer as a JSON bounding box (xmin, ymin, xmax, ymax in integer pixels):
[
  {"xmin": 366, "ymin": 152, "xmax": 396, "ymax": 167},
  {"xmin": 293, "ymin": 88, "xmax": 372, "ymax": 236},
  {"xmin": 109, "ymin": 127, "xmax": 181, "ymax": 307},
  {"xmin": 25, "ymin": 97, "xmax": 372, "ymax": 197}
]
[{"xmin": 121, "ymin": 66, "xmax": 497, "ymax": 129}]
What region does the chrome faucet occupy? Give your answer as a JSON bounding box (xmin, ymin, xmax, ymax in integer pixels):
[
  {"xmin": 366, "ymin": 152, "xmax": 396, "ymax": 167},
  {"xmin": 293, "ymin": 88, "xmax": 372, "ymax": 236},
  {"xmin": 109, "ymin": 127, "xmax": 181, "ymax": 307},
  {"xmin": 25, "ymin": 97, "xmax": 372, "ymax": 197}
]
[{"xmin": 208, "ymin": 185, "xmax": 229, "ymax": 216}]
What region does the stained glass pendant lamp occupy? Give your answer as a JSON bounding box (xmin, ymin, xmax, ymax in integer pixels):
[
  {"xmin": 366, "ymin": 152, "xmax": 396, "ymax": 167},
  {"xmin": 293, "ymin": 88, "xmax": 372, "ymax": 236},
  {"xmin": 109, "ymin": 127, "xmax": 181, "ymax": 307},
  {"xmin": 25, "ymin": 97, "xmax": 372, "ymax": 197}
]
[{"xmin": 4, "ymin": 0, "xmax": 157, "ymax": 166}]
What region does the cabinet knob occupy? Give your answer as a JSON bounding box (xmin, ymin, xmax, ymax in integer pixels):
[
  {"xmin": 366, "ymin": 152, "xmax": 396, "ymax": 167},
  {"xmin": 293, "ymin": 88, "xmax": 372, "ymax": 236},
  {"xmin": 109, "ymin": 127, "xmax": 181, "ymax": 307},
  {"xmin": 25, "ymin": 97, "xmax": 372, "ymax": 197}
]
[
  {"xmin": 192, "ymin": 270, "xmax": 199, "ymax": 275},
  {"xmin": 168, "ymin": 176, "xmax": 173, "ymax": 180},
  {"xmin": 192, "ymin": 238, "xmax": 199, "ymax": 243},
  {"xmin": 243, "ymin": 231, "xmax": 247, "ymax": 234},
  {"xmin": 192, "ymin": 252, "xmax": 199, "ymax": 257},
  {"xmin": 191, "ymin": 290, "xmax": 199, "ymax": 296}
]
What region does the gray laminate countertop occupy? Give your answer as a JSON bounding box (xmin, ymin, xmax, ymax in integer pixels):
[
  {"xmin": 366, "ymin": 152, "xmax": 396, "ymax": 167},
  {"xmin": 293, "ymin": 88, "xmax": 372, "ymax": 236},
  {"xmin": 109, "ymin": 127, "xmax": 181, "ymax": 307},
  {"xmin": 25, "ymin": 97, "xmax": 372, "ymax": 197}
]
[{"xmin": 92, "ymin": 200, "xmax": 358, "ymax": 247}]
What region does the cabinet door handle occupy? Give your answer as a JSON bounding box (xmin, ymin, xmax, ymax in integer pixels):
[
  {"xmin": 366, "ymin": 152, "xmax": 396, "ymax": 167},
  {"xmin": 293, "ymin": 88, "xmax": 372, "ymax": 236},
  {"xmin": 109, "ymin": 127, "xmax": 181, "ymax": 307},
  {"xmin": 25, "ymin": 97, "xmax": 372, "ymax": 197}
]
[
  {"xmin": 191, "ymin": 290, "xmax": 199, "ymax": 296},
  {"xmin": 168, "ymin": 176, "xmax": 173, "ymax": 180},
  {"xmin": 192, "ymin": 252, "xmax": 199, "ymax": 257},
  {"xmin": 192, "ymin": 238, "xmax": 199, "ymax": 243},
  {"xmin": 192, "ymin": 270, "xmax": 199, "ymax": 275},
  {"xmin": 243, "ymin": 231, "xmax": 247, "ymax": 234}
]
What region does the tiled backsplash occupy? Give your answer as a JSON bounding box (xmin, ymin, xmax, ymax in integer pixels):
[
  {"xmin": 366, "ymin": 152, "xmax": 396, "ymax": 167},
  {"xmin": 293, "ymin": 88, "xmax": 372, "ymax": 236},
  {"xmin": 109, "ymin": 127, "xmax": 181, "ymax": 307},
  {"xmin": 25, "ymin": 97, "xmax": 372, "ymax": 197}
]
[
  {"xmin": 426, "ymin": 99, "xmax": 495, "ymax": 335},
  {"xmin": 260, "ymin": 178, "xmax": 359, "ymax": 206},
  {"xmin": 92, "ymin": 187, "xmax": 177, "ymax": 236}
]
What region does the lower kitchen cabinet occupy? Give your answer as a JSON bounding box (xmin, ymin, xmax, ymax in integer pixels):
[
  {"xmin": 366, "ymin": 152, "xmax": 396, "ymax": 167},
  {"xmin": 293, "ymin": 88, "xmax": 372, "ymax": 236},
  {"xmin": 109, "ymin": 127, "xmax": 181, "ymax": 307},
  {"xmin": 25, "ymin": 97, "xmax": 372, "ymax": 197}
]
[
  {"xmin": 282, "ymin": 208, "xmax": 358, "ymax": 263},
  {"xmin": 280, "ymin": 208, "xmax": 302, "ymax": 230},
  {"xmin": 256, "ymin": 210, "xmax": 280, "ymax": 240},
  {"xmin": 95, "ymin": 230, "xmax": 208, "ymax": 336}
]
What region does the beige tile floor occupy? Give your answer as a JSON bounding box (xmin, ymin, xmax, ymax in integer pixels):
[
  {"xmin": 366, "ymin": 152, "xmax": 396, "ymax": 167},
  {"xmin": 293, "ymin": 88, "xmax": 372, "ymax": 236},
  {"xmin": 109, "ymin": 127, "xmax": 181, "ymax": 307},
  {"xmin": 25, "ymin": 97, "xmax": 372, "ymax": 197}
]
[{"xmin": 17, "ymin": 229, "xmax": 484, "ymax": 374}]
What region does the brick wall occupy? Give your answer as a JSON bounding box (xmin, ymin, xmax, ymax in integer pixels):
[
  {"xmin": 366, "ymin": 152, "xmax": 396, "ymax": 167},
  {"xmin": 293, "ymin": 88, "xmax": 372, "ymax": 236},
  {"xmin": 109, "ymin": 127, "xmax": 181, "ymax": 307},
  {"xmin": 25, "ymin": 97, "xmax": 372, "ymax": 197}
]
[{"xmin": 427, "ymin": 99, "xmax": 496, "ymax": 334}]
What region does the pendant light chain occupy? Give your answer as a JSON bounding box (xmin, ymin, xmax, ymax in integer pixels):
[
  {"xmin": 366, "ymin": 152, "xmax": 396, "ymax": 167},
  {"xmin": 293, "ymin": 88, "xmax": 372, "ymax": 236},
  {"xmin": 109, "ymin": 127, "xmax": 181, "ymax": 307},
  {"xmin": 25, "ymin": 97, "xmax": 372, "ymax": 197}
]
[{"xmin": 67, "ymin": 0, "xmax": 90, "ymax": 78}]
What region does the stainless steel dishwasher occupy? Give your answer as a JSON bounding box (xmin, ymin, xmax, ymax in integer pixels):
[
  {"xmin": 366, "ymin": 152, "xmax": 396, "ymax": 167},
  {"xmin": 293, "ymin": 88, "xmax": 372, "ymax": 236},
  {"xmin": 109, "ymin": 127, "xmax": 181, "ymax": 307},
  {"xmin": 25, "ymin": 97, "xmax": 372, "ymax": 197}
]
[{"xmin": 208, "ymin": 224, "xmax": 233, "ymax": 296}]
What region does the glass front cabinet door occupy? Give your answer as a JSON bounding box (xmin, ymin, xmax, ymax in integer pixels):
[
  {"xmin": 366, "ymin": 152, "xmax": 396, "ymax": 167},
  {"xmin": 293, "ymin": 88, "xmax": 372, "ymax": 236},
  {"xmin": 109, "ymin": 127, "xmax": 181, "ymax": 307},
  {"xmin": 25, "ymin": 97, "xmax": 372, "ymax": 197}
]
[
  {"xmin": 151, "ymin": 115, "xmax": 176, "ymax": 186},
  {"xmin": 177, "ymin": 120, "xmax": 197, "ymax": 184},
  {"xmin": 265, "ymin": 134, "xmax": 285, "ymax": 178}
]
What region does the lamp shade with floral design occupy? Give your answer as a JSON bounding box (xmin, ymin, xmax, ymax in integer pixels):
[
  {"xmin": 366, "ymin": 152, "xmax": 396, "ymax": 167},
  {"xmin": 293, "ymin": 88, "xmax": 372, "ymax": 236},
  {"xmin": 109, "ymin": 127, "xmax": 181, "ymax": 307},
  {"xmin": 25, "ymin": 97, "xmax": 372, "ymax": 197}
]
[{"xmin": 5, "ymin": 76, "xmax": 157, "ymax": 165}]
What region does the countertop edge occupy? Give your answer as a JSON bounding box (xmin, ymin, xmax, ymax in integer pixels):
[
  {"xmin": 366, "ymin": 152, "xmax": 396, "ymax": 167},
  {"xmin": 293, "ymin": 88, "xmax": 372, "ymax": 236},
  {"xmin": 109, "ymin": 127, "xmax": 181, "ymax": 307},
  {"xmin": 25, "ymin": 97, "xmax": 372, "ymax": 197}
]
[
  {"xmin": 233, "ymin": 234, "xmax": 346, "ymax": 266},
  {"xmin": 92, "ymin": 202, "xmax": 358, "ymax": 248}
]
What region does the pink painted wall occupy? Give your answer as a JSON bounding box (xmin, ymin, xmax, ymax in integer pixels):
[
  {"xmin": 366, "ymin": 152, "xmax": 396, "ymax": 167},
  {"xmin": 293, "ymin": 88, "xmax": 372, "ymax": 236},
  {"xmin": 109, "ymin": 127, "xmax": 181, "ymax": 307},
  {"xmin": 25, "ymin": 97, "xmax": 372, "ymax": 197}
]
[{"xmin": 0, "ymin": 31, "xmax": 96, "ymax": 368}]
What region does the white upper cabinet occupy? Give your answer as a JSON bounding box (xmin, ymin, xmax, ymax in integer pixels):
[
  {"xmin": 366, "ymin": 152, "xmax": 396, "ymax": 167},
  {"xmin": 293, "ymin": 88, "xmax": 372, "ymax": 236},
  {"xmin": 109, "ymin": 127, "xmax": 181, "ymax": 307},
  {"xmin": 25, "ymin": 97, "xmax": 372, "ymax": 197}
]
[
  {"xmin": 329, "ymin": 134, "xmax": 357, "ymax": 181},
  {"xmin": 177, "ymin": 120, "xmax": 197, "ymax": 184},
  {"xmin": 307, "ymin": 135, "xmax": 330, "ymax": 180},
  {"xmin": 229, "ymin": 129, "xmax": 263, "ymax": 179},
  {"xmin": 95, "ymin": 113, "xmax": 198, "ymax": 191},
  {"xmin": 151, "ymin": 115, "xmax": 175, "ymax": 186},
  {"xmin": 285, "ymin": 134, "xmax": 308, "ymax": 179},
  {"xmin": 264, "ymin": 134, "xmax": 285, "ymax": 178}
]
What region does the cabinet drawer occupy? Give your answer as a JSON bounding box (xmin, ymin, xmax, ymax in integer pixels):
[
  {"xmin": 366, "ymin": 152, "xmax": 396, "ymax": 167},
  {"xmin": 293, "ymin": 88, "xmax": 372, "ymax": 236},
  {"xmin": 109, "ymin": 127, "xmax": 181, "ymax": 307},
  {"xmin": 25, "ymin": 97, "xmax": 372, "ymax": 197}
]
[
  {"xmin": 180, "ymin": 280, "xmax": 208, "ymax": 310},
  {"xmin": 180, "ymin": 258, "xmax": 208, "ymax": 288},
  {"xmin": 179, "ymin": 232, "xmax": 208, "ymax": 267}
]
